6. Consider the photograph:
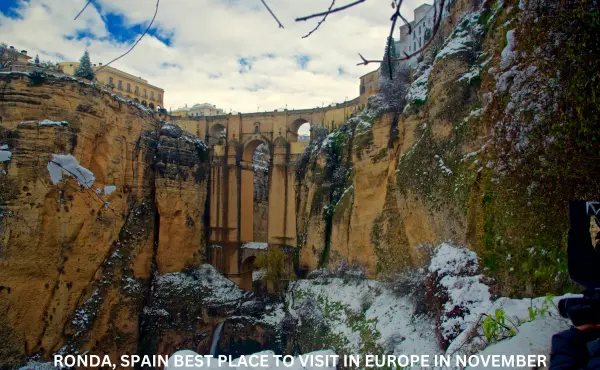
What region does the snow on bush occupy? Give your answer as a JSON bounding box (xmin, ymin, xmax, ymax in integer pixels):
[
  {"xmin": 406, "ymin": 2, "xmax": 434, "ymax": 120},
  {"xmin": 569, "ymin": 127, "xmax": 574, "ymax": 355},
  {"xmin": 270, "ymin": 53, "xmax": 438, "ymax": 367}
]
[
  {"xmin": 286, "ymin": 243, "xmax": 571, "ymax": 366},
  {"xmin": 428, "ymin": 243, "xmax": 492, "ymax": 345},
  {"xmin": 47, "ymin": 154, "xmax": 95, "ymax": 188},
  {"xmin": 288, "ymin": 276, "xmax": 440, "ymax": 357}
]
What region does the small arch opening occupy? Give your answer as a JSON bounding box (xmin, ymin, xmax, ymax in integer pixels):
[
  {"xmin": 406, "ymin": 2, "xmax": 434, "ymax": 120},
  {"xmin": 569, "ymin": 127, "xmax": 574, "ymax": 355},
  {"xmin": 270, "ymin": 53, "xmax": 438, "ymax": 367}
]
[
  {"xmin": 209, "ymin": 124, "xmax": 226, "ymax": 145},
  {"xmin": 297, "ymin": 122, "xmax": 311, "ymax": 142}
]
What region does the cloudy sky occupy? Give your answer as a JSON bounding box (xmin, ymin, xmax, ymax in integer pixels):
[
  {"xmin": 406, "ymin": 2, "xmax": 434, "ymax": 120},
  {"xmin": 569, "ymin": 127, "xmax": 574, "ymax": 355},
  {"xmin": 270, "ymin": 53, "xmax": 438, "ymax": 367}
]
[{"xmin": 0, "ymin": 0, "xmax": 428, "ymax": 113}]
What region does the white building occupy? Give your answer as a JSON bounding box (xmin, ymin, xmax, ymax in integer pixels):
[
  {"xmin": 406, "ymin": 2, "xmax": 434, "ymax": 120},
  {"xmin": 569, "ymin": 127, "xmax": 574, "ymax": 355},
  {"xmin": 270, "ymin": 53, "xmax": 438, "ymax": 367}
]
[
  {"xmin": 398, "ymin": 3, "xmax": 438, "ymax": 66},
  {"xmin": 172, "ymin": 103, "xmax": 226, "ymax": 117}
]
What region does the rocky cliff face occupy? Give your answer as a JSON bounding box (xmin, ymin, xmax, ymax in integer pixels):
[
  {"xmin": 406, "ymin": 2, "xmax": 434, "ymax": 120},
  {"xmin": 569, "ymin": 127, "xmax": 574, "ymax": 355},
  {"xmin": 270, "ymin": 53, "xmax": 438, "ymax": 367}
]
[
  {"xmin": 295, "ymin": 0, "xmax": 600, "ymax": 297},
  {"xmin": 0, "ymin": 73, "xmax": 209, "ymax": 367}
]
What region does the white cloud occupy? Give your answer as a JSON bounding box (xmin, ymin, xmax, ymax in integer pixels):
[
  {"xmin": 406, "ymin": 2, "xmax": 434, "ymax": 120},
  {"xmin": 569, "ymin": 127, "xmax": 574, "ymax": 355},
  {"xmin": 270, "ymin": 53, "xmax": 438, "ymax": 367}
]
[{"xmin": 0, "ymin": 0, "xmax": 430, "ymax": 113}]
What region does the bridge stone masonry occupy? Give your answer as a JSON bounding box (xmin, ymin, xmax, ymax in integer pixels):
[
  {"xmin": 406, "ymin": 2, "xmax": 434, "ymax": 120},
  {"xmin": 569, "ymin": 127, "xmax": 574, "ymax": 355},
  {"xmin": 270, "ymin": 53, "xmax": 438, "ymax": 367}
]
[{"xmin": 161, "ymin": 98, "xmax": 361, "ymax": 290}]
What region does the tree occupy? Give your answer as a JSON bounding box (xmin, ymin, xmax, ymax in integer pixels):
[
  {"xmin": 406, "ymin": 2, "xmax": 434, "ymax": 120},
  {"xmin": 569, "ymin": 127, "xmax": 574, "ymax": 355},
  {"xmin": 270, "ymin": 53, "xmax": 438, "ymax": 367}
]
[
  {"xmin": 74, "ymin": 50, "xmax": 95, "ymax": 80},
  {"xmin": 380, "ymin": 36, "xmax": 399, "ymax": 80},
  {"xmin": 39, "ymin": 61, "xmax": 59, "ymax": 72},
  {"xmin": 34, "ymin": 54, "xmax": 40, "ymax": 65},
  {"xmin": 0, "ymin": 43, "xmax": 18, "ymax": 69},
  {"xmin": 255, "ymin": 246, "xmax": 294, "ymax": 293}
]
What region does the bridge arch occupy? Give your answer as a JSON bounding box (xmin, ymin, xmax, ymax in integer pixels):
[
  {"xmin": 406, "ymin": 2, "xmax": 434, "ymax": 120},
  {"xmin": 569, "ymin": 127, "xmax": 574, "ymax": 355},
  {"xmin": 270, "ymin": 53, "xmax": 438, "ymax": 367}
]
[
  {"xmin": 240, "ymin": 138, "xmax": 271, "ymax": 243},
  {"xmin": 209, "ymin": 123, "xmax": 226, "ymax": 145},
  {"xmin": 290, "ymin": 118, "xmax": 312, "ymax": 142}
]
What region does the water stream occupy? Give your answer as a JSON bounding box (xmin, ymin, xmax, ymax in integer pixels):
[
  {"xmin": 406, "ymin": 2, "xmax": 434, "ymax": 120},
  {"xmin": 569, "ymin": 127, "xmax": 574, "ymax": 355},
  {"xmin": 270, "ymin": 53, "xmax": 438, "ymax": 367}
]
[{"xmin": 209, "ymin": 321, "xmax": 225, "ymax": 356}]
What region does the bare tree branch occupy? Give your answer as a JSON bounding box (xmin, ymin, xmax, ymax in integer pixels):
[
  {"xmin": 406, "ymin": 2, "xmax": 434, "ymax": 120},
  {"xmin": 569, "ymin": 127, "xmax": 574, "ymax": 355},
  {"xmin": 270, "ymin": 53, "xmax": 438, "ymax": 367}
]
[
  {"xmin": 384, "ymin": 1, "xmax": 403, "ymax": 79},
  {"xmin": 74, "ymin": 0, "xmax": 93, "ymax": 21},
  {"xmin": 95, "ymin": 0, "xmax": 160, "ymax": 73},
  {"xmin": 260, "ymin": 0, "xmax": 285, "ymax": 29},
  {"xmin": 357, "ymin": 0, "xmax": 446, "ymax": 69},
  {"xmin": 296, "ymin": 0, "xmax": 366, "ymax": 22},
  {"xmin": 302, "ymin": 0, "xmax": 336, "ymax": 39}
]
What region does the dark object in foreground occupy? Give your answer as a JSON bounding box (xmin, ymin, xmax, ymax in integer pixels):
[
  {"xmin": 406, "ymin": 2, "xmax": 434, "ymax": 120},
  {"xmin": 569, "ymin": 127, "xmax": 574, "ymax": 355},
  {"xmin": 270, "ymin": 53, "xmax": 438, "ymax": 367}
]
[
  {"xmin": 558, "ymin": 201, "xmax": 600, "ymax": 325},
  {"xmin": 550, "ymin": 201, "xmax": 600, "ymax": 369}
]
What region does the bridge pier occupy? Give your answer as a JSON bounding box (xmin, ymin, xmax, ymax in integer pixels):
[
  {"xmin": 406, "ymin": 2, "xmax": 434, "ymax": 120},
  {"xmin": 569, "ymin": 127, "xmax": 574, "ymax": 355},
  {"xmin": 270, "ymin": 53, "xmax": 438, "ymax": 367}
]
[{"xmin": 201, "ymin": 105, "xmax": 362, "ymax": 290}]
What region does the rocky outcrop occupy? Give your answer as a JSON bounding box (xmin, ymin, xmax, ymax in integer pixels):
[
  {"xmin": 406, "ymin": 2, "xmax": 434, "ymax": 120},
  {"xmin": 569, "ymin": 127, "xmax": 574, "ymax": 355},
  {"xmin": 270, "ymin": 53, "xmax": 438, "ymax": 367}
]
[
  {"xmin": 0, "ymin": 74, "xmax": 209, "ymax": 367},
  {"xmin": 139, "ymin": 264, "xmax": 284, "ymax": 359}
]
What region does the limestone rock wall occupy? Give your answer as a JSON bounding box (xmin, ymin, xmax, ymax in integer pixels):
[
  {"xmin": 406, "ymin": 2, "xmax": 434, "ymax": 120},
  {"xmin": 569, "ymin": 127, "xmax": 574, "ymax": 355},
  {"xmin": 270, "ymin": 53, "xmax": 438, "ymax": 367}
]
[
  {"xmin": 295, "ymin": 0, "xmax": 600, "ymax": 296},
  {"xmin": 0, "ymin": 74, "xmax": 209, "ymax": 367}
]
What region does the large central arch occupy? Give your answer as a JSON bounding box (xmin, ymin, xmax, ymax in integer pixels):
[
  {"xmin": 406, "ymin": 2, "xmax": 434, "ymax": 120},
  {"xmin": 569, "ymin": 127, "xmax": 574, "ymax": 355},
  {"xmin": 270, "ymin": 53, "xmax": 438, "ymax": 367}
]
[{"xmin": 240, "ymin": 138, "xmax": 270, "ymax": 242}]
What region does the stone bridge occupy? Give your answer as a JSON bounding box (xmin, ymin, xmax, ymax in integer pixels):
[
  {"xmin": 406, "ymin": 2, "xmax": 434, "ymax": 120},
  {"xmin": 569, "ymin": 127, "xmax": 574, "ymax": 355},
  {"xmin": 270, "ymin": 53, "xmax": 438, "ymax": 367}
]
[{"xmin": 163, "ymin": 99, "xmax": 360, "ymax": 289}]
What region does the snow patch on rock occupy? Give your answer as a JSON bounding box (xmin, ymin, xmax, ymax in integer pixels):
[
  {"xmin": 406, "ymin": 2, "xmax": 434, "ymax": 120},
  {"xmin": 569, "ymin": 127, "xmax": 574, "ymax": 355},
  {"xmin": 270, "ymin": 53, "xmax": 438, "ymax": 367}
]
[{"xmin": 47, "ymin": 154, "xmax": 95, "ymax": 188}]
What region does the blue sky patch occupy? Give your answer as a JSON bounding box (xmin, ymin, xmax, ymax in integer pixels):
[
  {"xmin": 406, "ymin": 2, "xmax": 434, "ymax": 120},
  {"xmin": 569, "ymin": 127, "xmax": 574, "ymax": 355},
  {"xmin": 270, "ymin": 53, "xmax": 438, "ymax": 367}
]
[
  {"xmin": 337, "ymin": 67, "xmax": 345, "ymax": 75},
  {"xmin": 64, "ymin": 29, "xmax": 100, "ymax": 42},
  {"xmin": 89, "ymin": 2, "xmax": 174, "ymax": 46},
  {"xmin": 0, "ymin": 0, "xmax": 23, "ymax": 19},
  {"xmin": 294, "ymin": 54, "xmax": 310, "ymax": 69},
  {"xmin": 160, "ymin": 62, "xmax": 181, "ymax": 69},
  {"xmin": 238, "ymin": 57, "xmax": 254, "ymax": 74}
]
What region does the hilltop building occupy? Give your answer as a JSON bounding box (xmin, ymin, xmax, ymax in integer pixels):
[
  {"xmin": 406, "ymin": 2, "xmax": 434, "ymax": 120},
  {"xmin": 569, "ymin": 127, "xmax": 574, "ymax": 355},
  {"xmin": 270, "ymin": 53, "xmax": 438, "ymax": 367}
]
[
  {"xmin": 58, "ymin": 62, "xmax": 165, "ymax": 111},
  {"xmin": 398, "ymin": 3, "xmax": 437, "ymax": 66},
  {"xmin": 359, "ymin": 69, "xmax": 380, "ymax": 105},
  {"xmin": 171, "ymin": 103, "xmax": 226, "ymax": 117}
]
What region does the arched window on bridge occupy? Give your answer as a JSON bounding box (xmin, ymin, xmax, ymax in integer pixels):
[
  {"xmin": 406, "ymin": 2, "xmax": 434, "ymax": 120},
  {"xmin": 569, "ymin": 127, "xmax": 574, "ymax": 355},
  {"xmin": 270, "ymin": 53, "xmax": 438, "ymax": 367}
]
[
  {"xmin": 290, "ymin": 118, "xmax": 311, "ymax": 143},
  {"xmin": 209, "ymin": 123, "xmax": 226, "ymax": 145}
]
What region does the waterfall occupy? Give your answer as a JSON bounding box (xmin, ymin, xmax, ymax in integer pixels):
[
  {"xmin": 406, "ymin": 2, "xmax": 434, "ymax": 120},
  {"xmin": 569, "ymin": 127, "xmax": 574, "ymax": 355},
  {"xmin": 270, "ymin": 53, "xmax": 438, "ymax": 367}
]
[{"xmin": 209, "ymin": 322, "xmax": 225, "ymax": 356}]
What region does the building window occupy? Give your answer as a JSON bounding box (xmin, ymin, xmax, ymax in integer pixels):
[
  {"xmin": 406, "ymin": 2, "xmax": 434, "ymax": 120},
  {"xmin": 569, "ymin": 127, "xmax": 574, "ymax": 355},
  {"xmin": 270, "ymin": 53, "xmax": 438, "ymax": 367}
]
[
  {"xmin": 143, "ymin": 89, "xmax": 147, "ymax": 98},
  {"xmin": 134, "ymin": 86, "xmax": 139, "ymax": 95},
  {"xmin": 109, "ymin": 77, "xmax": 113, "ymax": 85},
  {"xmin": 158, "ymin": 93, "xmax": 161, "ymax": 102},
  {"xmin": 255, "ymin": 126, "xmax": 259, "ymax": 133},
  {"xmin": 414, "ymin": 42, "xmax": 417, "ymax": 50},
  {"xmin": 150, "ymin": 91, "xmax": 154, "ymax": 100},
  {"xmin": 118, "ymin": 80, "xmax": 122, "ymax": 90},
  {"xmin": 126, "ymin": 83, "xmax": 131, "ymax": 92}
]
